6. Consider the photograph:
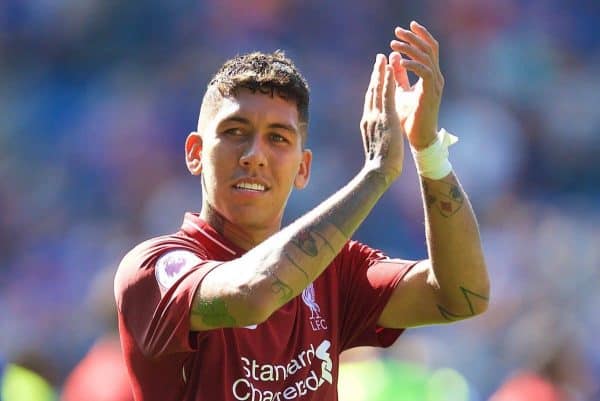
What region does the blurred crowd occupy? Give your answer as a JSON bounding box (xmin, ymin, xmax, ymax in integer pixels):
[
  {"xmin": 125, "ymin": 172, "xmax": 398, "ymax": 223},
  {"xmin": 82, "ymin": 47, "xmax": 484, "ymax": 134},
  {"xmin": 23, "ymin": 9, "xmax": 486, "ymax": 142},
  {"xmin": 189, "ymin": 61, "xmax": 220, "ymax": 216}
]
[{"xmin": 1, "ymin": 0, "xmax": 599, "ymax": 400}]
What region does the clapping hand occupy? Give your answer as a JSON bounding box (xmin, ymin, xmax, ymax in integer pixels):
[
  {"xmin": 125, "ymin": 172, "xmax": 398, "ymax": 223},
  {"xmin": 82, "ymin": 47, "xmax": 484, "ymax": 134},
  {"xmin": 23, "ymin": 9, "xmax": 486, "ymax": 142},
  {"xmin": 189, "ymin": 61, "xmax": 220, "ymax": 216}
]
[
  {"xmin": 390, "ymin": 21, "xmax": 444, "ymax": 150},
  {"xmin": 360, "ymin": 54, "xmax": 404, "ymax": 181}
]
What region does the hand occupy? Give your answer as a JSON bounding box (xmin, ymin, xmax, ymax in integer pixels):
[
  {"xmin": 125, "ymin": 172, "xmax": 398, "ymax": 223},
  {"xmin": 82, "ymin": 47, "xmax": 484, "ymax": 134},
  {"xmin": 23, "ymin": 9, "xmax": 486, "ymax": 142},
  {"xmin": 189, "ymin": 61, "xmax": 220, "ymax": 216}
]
[
  {"xmin": 390, "ymin": 21, "xmax": 444, "ymax": 150},
  {"xmin": 360, "ymin": 54, "xmax": 404, "ymax": 181}
]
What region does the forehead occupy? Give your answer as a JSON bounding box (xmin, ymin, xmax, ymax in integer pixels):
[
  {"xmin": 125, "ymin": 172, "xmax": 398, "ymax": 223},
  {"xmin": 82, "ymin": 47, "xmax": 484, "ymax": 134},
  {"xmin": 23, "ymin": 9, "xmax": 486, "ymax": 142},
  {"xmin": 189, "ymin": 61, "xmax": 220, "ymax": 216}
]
[{"xmin": 211, "ymin": 88, "xmax": 300, "ymax": 126}]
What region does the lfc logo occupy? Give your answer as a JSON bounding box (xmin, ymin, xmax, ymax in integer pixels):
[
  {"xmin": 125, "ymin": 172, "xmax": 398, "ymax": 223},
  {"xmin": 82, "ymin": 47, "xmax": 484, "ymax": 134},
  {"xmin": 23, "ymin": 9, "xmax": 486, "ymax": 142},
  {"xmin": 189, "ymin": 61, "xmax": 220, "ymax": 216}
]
[{"xmin": 302, "ymin": 283, "xmax": 327, "ymax": 331}]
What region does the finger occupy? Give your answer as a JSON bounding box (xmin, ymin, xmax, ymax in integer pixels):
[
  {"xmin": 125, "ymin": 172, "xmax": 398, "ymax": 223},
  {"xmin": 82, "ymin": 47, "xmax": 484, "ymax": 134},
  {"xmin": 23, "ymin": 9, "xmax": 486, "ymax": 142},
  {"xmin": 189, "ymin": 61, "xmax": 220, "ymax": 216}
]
[
  {"xmin": 373, "ymin": 54, "xmax": 387, "ymax": 111},
  {"xmin": 361, "ymin": 118, "xmax": 370, "ymax": 154},
  {"xmin": 390, "ymin": 40, "xmax": 432, "ymax": 67},
  {"xmin": 389, "ymin": 52, "xmax": 410, "ymax": 90},
  {"xmin": 382, "ymin": 65, "xmax": 396, "ymax": 113},
  {"xmin": 394, "ymin": 27, "xmax": 434, "ymax": 62},
  {"xmin": 363, "ymin": 57, "xmax": 379, "ymax": 113},
  {"xmin": 410, "ymin": 21, "xmax": 439, "ymax": 61},
  {"xmin": 399, "ymin": 59, "xmax": 433, "ymax": 90}
]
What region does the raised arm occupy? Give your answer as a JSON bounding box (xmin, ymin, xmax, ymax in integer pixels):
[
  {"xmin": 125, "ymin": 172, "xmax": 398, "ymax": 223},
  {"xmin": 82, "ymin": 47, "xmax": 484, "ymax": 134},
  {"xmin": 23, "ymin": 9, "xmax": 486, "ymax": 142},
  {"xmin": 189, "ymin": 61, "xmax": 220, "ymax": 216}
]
[
  {"xmin": 191, "ymin": 55, "xmax": 405, "ymax": 331},
  {"xmin": 378, "ymin": 21, "xmax": 490, "ymax": 328}
]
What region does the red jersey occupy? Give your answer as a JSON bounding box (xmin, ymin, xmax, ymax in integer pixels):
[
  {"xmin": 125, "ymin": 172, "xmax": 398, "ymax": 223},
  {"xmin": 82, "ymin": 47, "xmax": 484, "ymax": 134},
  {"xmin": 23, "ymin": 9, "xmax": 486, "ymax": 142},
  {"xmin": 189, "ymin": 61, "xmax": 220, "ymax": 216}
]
[{"xmin": 115, "ymin": 213, "xmax": 416, "ymax": 401}]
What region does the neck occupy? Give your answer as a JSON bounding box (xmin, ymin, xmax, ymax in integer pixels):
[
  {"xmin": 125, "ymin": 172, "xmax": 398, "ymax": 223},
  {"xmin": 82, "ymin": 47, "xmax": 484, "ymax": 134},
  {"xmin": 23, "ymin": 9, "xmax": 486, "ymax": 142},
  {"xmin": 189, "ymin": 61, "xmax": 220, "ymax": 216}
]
[{"xmin": 199, "ymin": 202, "xmax": 278, "ymax": 251}]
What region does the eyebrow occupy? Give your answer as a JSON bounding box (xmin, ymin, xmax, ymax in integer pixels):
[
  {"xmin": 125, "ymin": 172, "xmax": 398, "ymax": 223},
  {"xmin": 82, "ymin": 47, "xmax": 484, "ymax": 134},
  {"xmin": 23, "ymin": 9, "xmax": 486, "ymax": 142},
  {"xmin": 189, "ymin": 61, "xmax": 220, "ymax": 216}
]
[
  {"xmin": 268, "ymin": 122, "xmax": 298, "ymax": 134},
  {"xmin": 222, "ymin": 116, "xmax": 298, "ymax": 135}
]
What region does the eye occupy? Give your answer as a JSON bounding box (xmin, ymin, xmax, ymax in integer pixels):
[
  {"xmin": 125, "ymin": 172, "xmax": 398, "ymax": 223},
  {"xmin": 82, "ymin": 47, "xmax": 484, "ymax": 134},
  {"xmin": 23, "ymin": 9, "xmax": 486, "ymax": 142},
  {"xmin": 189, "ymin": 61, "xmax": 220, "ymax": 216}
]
[
  {"xmin": 269, "ymin": 133, "xmax": 289, "ymax": 143},
  {"xmin": 223, "ymin": 127, "xmax": 245, "ymax": 137}
]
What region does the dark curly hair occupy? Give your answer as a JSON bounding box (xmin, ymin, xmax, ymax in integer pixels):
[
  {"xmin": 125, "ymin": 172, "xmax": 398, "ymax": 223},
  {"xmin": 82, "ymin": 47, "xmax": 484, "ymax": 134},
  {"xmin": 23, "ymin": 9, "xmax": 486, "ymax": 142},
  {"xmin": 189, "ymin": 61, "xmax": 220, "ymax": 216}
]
[{"xmin": 199, "ymin": 51, "xmax": 310, "ymax": 135}]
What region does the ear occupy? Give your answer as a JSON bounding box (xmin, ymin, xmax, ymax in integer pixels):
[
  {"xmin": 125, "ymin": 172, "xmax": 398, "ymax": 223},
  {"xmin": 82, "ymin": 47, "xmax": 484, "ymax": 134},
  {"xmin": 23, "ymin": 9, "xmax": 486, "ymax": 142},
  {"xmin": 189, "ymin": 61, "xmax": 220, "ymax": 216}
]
[
  {"xmin": 185, "ymin": 132, "xmax": 203, "ymax": 176},
  {"xmin": 294, "ymin": 148, "xmax": 312, "ymax": 189}
]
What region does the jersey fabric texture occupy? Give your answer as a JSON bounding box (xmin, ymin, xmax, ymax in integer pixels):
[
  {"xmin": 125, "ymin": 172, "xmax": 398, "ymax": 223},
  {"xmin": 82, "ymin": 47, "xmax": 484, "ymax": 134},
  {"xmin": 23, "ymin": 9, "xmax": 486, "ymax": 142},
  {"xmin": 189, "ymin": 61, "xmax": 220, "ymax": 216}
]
[{"xmin": 115, "ymin": 213, "xmax": 417, "ymax": 401}]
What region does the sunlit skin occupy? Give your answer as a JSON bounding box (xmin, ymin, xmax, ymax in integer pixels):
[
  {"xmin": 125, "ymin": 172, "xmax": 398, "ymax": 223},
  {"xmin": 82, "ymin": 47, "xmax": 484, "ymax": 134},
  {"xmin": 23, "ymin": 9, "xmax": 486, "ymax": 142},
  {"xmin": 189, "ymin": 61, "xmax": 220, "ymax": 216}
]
[
  {"xmin": 186, "ymin": 22, "xmax": 487, "ymax": 331},
  {"xmin": 185, "ymin": 88, "xmax": 312, "ymax": 250}
]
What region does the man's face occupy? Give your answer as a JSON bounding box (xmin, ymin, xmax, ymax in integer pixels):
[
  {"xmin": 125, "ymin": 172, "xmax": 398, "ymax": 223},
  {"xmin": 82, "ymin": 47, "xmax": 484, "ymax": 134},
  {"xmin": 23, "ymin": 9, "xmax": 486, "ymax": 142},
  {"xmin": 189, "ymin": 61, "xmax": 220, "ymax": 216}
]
[{"xmin": 187, "ymin": 88, "xmax": 312, "ymax": 232}]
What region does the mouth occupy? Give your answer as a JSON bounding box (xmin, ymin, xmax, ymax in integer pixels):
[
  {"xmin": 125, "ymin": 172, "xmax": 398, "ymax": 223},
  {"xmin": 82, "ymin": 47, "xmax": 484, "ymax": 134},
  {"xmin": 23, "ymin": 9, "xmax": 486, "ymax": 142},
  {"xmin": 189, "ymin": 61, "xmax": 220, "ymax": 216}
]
[{"xmin": 233, "ymin": 181, "xmax": 269, "ymax": 192}]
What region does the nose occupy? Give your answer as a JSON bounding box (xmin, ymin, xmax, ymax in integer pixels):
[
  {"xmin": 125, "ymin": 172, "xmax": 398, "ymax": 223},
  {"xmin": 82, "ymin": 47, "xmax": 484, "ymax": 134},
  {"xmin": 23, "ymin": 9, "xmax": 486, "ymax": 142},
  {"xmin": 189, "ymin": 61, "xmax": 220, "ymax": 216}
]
[{"xmin": 239, "ymin": 135, "xmax": 267, "ymax": 168}]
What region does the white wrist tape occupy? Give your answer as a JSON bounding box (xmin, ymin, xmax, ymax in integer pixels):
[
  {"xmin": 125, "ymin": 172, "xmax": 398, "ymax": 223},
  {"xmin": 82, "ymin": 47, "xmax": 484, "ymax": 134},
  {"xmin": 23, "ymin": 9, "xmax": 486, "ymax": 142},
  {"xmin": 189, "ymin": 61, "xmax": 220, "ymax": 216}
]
[{"xmin": 411, "ymin": 128, "xmax": 458, "ymax": 180}]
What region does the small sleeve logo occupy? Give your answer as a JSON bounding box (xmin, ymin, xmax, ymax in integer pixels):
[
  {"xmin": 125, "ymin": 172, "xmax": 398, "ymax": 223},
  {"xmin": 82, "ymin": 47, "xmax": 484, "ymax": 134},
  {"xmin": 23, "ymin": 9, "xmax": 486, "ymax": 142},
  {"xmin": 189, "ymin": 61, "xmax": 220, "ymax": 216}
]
[{"xmin": 155, "ymin": 250, "xmax": 201, "ymax": 290}]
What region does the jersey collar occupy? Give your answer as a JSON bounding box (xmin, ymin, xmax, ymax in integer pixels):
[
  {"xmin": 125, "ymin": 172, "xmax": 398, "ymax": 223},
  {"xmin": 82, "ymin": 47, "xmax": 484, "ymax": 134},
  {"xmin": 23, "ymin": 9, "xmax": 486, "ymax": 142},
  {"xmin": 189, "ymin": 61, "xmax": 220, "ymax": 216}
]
[{"xmin": 181, "ymin": 213, "xmax": 245, "ymax": 259}]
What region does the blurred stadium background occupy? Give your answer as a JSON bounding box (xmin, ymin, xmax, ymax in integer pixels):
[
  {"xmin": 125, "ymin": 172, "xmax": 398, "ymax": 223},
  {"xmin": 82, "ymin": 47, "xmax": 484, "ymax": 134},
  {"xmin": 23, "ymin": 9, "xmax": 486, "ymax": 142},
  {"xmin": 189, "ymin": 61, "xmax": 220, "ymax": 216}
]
[{"xmin": 1, "ymin": 0, "xmax": 599, "ymax": 400}]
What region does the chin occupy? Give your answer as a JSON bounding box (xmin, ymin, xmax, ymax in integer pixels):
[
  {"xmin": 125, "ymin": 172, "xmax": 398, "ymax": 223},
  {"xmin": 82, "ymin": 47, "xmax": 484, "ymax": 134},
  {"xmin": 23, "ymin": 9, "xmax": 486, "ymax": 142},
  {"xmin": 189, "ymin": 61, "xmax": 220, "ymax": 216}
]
[{"xmin": 228, "ymin": 210, "xmax": 281, "ymax": 231}]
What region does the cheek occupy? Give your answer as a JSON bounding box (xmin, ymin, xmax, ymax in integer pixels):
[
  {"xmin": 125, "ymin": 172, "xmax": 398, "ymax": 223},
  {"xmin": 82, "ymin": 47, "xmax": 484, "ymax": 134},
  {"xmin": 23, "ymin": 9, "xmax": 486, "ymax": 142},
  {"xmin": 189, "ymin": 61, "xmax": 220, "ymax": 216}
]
[
  {"xmin": 205, "ymin": 144, "xmax": 234, "ymax": 175},
  {"xmin": 201, "ymin": 152, "xmax": 227, "ymax": 191},
  {"xmin": 274, "ymin": 156, "xmax": 302, "ymax": 183}
]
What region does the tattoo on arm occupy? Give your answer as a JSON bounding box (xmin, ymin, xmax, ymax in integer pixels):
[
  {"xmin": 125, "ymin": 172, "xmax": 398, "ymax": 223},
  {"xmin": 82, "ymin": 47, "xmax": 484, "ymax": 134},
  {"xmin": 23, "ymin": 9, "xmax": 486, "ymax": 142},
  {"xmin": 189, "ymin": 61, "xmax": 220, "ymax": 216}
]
[
  {"xmin": 290, "ymin": 228, "xmax": 336, "ymax": 256},
  {"xmin": 422, "ymin": 181, "xmax": 437, "ymax": 208},
  {"xmin": 311, "ymin": 230, "xmax": 335, "ymax": 253},
  {"xmin": 201, "ymin": 190, "xmax": 226, "ymax": 233},
  {"xmin": 193, "ymin": 298, "xmax": 236, "ymax": 327},
  {"xmin": 271, "ymin": 275, "xmax": 293, "ymax": 302},
  {"xmin": 327, "ymin": 169, "xmax": 389, "ymax": 236},
  {"xmin": 284, "ymin": 226, "xmax": 339, "ymax": 284},
  {"xmin": 422, "ymin": 176, "xmax": 464, "ymax": 217},
  {"xmin": 283, "ymin": 250, "xmax": 309, "ymax": 282},
  {"xmin": 437, "ymin": 286, "xmax": 489, "ymax": 321},
  {"xmin": 291, "ymin": 229, "xmax": 319, "ymax": 256}
]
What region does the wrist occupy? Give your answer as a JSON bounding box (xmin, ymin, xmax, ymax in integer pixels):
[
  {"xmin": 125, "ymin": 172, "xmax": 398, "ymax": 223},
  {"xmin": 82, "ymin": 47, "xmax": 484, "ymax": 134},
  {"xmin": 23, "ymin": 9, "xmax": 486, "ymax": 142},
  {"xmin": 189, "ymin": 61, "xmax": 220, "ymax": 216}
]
[
  {"xmin": 360, "ymin": 162, "xmax": 398, "ymax": 189},
  {"xmin": 411, "ymin": 128, "xmax": 458, "ymax": 180},
  {"xmin": 409, "ymin": 130, "xmax": 438, "ymax": 151}
]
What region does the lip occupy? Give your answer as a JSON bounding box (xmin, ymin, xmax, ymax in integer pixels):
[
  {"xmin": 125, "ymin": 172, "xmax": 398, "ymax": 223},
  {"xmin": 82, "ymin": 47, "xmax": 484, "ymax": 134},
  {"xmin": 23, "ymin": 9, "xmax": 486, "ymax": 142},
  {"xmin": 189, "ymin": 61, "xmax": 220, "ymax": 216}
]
[{"xmin": 231, "ymin": 177, "xmax": 271, "ymax": 193}]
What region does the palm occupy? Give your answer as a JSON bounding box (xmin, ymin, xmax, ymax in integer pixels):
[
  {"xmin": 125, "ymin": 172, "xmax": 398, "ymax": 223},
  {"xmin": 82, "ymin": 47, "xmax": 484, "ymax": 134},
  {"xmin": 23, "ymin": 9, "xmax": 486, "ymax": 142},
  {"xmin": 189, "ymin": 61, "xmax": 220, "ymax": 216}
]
[{"xmin": 394, "ymin": 82, "xmax": 421, "ymax": 142}]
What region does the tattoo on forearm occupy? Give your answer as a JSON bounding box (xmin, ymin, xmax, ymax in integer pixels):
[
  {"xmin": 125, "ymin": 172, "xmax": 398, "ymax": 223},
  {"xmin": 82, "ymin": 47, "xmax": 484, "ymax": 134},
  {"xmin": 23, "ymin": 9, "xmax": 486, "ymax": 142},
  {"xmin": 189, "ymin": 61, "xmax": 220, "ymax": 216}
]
[
  {"xmin": 327, "ymin": 169, "xmax": 389, "ymax": 237},
  {"xmin": 194, "ymin": 298, "xmax": 236, "ymax": 327},
  {"xmin": 291, "ymin": 229, "xmax": 319, "ymax": 256},
  {"xmin": 422, "ymin": 177, "xmax": 464, "ymax": 217},
  {"xmin": 312, "ymin": 229, "xmax": 335, "ymax": 253},
  {"xmin": 271, "ymin": 275, "xmax": 293, "ymax": 302},
  {"xmin": 422, "ymin": 181, "xmax": 437, "ymax": 208},
  {"xmin": 437, "ymin": 286, "xmax": 489, "ymax": 321},
  {"xmin": 290, "ymin": 227, "xmax": 336, "ymax": 256},
  {"xmin": 283, "ymin": 250, "xmax": 309, "ymax": 281}
]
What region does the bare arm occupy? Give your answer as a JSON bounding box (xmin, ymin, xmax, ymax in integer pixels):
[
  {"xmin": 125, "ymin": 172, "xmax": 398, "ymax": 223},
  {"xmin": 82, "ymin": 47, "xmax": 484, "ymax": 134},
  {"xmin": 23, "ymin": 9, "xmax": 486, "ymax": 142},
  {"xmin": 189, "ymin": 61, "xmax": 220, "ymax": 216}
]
[
  {"xmin": 378, "ymin": 21, "xmax": 489, "ymax": 328},
  {"xmin": 421, "ymin": 173, "xmax": 488, "ymax": 320},
  {"xmin": 191, "ymin": 55, "xmax": 405, "ymax": 331},
  {"xmin": 378, "ymin": 172, "xmax": 489, "ymax": 327}
]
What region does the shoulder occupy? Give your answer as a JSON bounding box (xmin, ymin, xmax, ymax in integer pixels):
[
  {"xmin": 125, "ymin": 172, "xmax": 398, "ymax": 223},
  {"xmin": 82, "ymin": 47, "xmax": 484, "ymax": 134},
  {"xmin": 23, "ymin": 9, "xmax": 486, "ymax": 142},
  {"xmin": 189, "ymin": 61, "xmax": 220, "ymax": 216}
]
[
  {"xmin": 114, "ymin": 233, "xmax": 209, "ymax": 298},
  {"xmin": 120, "ymin": 233, "xmax": 208, "ymax": 270},
  {"xmin": 335, "ymin": 240, "xmax": 387, "ymax": 266},
  {"xmin": 324, "ymin": 240, "xmax": 388, "ymax": 287}
]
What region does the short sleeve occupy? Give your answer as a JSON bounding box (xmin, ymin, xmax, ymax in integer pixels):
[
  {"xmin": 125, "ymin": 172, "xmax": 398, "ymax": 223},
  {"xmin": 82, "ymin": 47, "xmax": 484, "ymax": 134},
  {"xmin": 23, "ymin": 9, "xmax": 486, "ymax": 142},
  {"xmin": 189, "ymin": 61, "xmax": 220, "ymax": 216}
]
[
  {"xmin": 337, "ymin": 241, "xmax": 418, "ymax": 351},
  {"xmin": 114, "ymin": 239, "xmax": 221, "ymax": 359}
]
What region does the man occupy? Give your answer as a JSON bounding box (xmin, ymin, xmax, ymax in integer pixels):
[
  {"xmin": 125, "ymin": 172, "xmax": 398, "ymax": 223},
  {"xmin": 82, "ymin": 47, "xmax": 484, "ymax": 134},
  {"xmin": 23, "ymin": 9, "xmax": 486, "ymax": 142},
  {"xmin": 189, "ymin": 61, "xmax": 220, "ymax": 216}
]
[{"xmin": 115, "ymin": 21, "xmax": 489, "ymax": 401}]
